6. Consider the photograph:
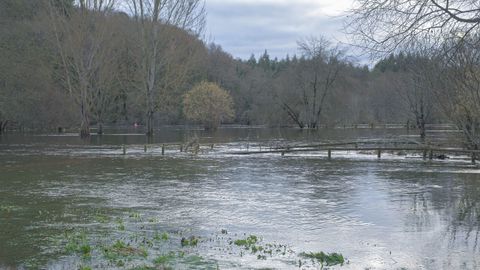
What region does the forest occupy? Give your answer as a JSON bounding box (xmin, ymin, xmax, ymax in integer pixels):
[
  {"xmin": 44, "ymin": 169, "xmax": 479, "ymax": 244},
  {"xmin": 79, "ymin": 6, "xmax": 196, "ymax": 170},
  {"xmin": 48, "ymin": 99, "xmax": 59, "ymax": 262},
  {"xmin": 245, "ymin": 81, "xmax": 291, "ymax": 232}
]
[{"xmin": 0, "ymin": 0, "xmax": 478, "ymax": 149}]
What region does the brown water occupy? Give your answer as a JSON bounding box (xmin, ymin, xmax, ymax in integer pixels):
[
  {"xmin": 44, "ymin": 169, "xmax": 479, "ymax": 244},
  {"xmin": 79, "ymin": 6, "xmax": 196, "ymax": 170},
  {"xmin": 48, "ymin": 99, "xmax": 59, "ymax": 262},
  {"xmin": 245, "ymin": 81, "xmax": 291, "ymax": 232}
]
[{"xmin": 0, "ymin": 127, "xmax": 479, "ymax": 269}]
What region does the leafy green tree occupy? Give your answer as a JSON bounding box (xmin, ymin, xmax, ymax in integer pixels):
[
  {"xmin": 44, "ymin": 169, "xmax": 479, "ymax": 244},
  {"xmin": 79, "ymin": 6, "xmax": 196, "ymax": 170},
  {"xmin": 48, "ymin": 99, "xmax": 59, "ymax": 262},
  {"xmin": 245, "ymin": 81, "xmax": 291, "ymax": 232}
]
[{"xmin": 183, "ymin": 82, "xmax": 234, "ymax": 130}]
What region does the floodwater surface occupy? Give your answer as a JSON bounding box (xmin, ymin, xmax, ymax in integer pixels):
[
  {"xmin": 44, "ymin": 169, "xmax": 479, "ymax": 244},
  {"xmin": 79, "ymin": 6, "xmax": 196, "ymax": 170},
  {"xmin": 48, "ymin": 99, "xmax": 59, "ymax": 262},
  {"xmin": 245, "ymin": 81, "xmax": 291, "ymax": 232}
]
[{"xmin": 0, "ymin": 127, "xmax": 479, "ymax": 269}]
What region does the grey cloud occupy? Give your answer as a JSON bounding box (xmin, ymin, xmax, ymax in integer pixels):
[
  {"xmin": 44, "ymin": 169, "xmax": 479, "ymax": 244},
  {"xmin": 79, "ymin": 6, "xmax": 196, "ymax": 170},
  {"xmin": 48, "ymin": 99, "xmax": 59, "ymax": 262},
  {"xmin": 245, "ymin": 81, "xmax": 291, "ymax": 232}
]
[{"xmin": 205, "ymin": 1, "xmax": 348, "ymax": 59}]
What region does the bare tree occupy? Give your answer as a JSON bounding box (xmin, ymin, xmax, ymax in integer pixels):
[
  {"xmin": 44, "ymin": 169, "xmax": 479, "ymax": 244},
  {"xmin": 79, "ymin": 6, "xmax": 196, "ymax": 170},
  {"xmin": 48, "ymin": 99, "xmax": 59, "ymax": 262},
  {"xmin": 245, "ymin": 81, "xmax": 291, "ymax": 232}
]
[
  {"xmin": 389, "ymin": 56, "xmax": 435, "ymax": 140},
  {"xmin": 435, "ymin": 41, "xmax": 480, "ymax": 149},
  {"xmin": 346, "ymin": 0, "xmax": 480, "ymax": 56},
  {"xmin": 346, "ymin": 0, "xmax": 480, "ymax": 148},
  {"xmin": 126, "ymin": 0, "xmax": 205, "ymax": 136},
  {"xmin": 278, "ymin": 37, "xmax": 344, "ymax": 129},
  {"xmin": 47, "ymin": 0, "xmax": 119, "ymax": 137}
]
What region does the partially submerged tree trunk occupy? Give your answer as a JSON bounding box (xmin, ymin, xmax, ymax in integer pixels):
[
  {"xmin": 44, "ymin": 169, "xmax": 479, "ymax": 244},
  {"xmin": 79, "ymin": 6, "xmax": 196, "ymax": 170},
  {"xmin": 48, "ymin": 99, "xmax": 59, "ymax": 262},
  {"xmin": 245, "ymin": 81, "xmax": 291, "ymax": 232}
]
[
  {"xmin": 97, "ymin": 122, "xmax": 103, "ymax": 135},
  {"xmin": 146, "ymin": 109, "xmax": 154, "ymax": 137},
  {"xmin": 0, "ymin": 120, "xmax": 8, "ymax": 134},
  {"xmin": 80, "ymin": 102, "xmax": 90, "ymax": 138},
  {"xmin": 128, "ymin": 0, "xmax": 205, "ymax": 138}
]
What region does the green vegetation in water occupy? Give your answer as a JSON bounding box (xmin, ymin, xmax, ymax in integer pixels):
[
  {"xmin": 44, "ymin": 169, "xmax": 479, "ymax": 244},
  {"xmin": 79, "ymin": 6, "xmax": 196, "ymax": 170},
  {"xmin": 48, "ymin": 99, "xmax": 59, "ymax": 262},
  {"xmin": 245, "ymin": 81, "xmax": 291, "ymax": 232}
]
[
  {"xmin": 94, "ymin": 213, "xmax": 111, "ymax": 224},
  {"xmin": 181, "ymin": 236, "xmax": 199, "ymax": 247},
  {"xmin": 129, "ymin": 212, "xmax": 141, "ymax": 221},
  {"xmin": 232, "ymin": 235, "xmax": 290, "ymax": 260},
  {"xmin": 0, "ymin": 204, "xmax": 19, "ymax": 213},
  {"xmin": 129, "ymin": 266, "xmax": 158, "ymax": 270},
  {"xmin": 102, "ymin": 240, "xmax": 148, "ymax": 266},
  {"xmin": 234, "ymin": 235, "xmax": 258, "ymax": 247},
  {"xmin": 50, "ymin": 211, "xmax": 344, "ymax": 269},
  {"xmin": 300, "ymin": 251, "xmax": 345, "ymax": 266},
  {"xmin": 153, "ymin": 252, "xmax": 177, "ymax": 265},
  {"xmin": 116, "ymin": 218, "xmax": 126, "ymax": 231},
  {"xmin": 64, "ymin": 231, "xmax": 92, "ymax": 259},
  {"xmin": 153, "ymin": 232, "xmax": 169, "ymax": 241}
]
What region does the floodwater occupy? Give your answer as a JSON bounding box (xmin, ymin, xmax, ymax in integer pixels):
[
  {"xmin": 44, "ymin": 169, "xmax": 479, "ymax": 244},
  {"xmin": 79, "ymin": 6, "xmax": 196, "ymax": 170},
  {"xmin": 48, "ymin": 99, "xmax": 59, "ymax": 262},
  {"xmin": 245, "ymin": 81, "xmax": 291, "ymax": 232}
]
[{"xmin": 0, "ymin": 127, "xmax": 479, "ymax": 270}]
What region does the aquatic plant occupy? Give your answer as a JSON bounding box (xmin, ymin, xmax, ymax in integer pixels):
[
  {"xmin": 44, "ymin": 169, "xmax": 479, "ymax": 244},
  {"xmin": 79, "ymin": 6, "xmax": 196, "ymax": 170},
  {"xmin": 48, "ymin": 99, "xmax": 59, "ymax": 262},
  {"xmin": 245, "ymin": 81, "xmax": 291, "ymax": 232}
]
[
  {"xmin": 0, "ymin": 205, "xmax": 18, "ymax": 213},
  {"xmin": 129, "ymin": 266, "xmax": 157, "ymax": 270},
  {"xmin": 300, "ymin": 251, "xmax": 345, "ymax": 266},
  {"xmin": 46, "ymin": 210, "xmax": 340, "ymax": 269},
  {"xmin": 153, "ymin": 252, "xmax": 176, "ymax": 265},
  {"xmin": 234, "ymin": 235, "xmax": 258, "ymax": 247},
  {"xmin": 64, "ymin": 230, "xmax": 90, "ymax": 258},
  {"xmin": 181, "ymin": 236, "xmax": 199, "ymax": 247},
  {"xmin": 94, "ymin": 213, "xmax": 111, "ymax": 223},
  {"xmin": 154, "ymin": 232, "xmax": 169, "ymax": 241},
  {"xmin": 103, "ymin": 240, "xmax": 148, "ymax": 265},
  {"xmin": 129, "ymin": 212, "xmax": 141, "ymax": 221},
  {"xmin": 116, "ymin": 218, "xmax": 125, "ymax": 231}
]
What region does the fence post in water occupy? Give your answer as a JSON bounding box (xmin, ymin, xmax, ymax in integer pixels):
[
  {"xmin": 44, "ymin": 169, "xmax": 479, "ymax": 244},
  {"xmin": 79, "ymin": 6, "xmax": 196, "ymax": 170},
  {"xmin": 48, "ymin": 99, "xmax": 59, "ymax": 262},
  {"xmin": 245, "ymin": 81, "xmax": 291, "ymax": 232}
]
[
  {"xmin": 377, "ymin": 149, "xmax": 381, "ymax": 159},
  {"xmin": 472, "ymin": 152, "xmax": 476, "ymax": 164},
  {"xmin": 423, "ymin": 149, "xmax": 427, "ymax": 160},
  {"xmin": 180, "ymin": 144, "xmax": 183, "ymax": 152},
  {"xmin": 211, "ymin": 144, "xmax": 214, "ymax": 149},
  {"xmin": 144, "ymin": 145, "xmax": 147, "ymax": 153},
  {"xmin": 162, "ymin": 144, "xmax": 165, "ymax": 155},
  {"xmin": 328, "ymin": 149, "xmax": 332, "ymax": 160},
  {"xmin": 281, "ymin": 151, "xmax": 285, "ymax": 157},
  {"xmin": 429, "ymin": 149, "xmax": 433, "ymax": 160},
  {"xmin": 122, "ymin": 145, "xmax": 126, "ymax": 155}
]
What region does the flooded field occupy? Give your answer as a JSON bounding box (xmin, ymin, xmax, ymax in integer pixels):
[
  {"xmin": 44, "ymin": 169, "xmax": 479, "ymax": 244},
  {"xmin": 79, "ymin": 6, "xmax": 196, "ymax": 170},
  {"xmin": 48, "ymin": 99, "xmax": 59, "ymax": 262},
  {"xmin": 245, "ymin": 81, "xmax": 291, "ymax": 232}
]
[{"xmin": 0, "ymin": 127, "xmax": 479, "ymax": 269}]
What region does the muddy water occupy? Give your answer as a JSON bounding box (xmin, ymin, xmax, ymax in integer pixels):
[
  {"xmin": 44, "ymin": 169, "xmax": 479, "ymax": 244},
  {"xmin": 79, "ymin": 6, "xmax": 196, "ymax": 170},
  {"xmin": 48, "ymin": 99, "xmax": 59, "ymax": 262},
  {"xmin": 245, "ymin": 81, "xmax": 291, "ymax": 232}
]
[{"xmin": 0, "ymin": 127, "xmax": 479, "ymax": 269}]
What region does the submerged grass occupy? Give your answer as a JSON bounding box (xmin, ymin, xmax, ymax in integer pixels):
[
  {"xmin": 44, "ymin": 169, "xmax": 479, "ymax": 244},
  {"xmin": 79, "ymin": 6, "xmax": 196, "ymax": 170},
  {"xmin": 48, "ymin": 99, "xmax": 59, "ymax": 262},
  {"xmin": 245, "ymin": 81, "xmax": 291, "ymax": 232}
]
[
  {"xmin": 300, "ymin": 251, "xmax": 345, "ymax": 266},
  {"xmin": 181, "ymin": 236, "xmax": 199, "ymax": 247},
  {"xmin": 54, "ymin": 211, "xmax": 344, "ymax": 269}
]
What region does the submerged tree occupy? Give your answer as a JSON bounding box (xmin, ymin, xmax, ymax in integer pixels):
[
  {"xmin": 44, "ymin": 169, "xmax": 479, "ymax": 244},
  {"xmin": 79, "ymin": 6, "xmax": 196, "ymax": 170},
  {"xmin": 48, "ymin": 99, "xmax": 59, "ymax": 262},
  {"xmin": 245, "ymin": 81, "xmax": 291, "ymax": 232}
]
[
  {"xmin": 183, "ymin": 82, "xmax": 234, "ymax": 130},
  {"xmin": 126, "ymin": 0, "xmax": 205, "ymax": 136},
  {"xmin": 278, "ymin": 37, "xmax": 344, "ymax": 129},
  {"xmin": 436, "ymin": 40, "xmax": 480, "ymax": 149},
  {"xmin": 47, "ymin": 0, "xmax": 119, "ymax": 137},
  {"xmin": 346, "ymin": 0, "xmax": 480, "ymax": 148}
]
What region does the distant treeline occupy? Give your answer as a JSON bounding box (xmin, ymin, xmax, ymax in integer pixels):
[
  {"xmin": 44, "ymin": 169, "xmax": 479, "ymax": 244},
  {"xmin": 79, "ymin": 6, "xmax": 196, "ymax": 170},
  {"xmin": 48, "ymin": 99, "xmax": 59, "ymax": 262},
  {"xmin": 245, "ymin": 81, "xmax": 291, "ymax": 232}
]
[{"xmin": 0, "ymin": 0, "xmax": 448, "ymax": 137}]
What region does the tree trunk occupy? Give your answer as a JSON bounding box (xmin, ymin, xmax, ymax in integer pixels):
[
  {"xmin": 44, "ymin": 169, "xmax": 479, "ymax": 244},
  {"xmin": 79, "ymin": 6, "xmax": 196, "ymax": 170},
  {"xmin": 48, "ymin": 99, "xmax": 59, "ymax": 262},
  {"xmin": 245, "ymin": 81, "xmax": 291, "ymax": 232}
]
[
  {"xmin": 97, "ymin": 123, "xmax": 103, "ymax": 135},
  {"xmin": 282, "ymin": 103, "xmax": 304, "ymax": 129},
  {"xmin": 80, "ymin": 102, "xmax": 90, "ymax": 138},
  {"xmin": 419, "ymin": 118, "xmax": 426, "ymax": 140},
  {"xmin": 0, "ymin": 121, "xmax": 7, "ymax": 134},
  {"xmin": 146, "ymin": 110, "xmax": 154, "ymax": 137}
]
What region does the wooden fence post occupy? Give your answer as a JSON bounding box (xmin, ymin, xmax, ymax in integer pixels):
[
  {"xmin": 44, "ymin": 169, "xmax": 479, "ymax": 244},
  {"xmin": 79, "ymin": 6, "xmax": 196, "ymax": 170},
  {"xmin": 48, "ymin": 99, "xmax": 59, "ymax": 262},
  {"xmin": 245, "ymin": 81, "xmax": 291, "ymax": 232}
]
[
  {"xmin": 122, "ymin": 145, "xmax": 126, "ymax": 155},
  {"xmin": 162, "ymin": 144, "xmax": 165, "ymax": 155},
  {"xmin": 377, "ymin": 149, "xmax": 381, "ymax": 159}
]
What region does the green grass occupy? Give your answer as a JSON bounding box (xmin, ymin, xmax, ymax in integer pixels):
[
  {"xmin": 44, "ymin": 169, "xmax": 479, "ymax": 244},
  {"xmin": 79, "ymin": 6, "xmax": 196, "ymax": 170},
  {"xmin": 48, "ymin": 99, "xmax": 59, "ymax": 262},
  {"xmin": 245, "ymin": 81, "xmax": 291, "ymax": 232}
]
[
  {"xmin": 153, "ymin": 252, "xmax": 176, "ymax": 265},
  {"xmin": 233, "ymin": 235, "xmax": 258, "ymax": 247},
  {"xmin": 300, "ymin": 251, "xmax": 345, "ymax": 266},
  {"xmin": 181, "ymin": 236, "xmax": 199, "ymax": 247},
  {"xmin": 154, "ymin": 232, "xmax": 169, "ymax": 241}
]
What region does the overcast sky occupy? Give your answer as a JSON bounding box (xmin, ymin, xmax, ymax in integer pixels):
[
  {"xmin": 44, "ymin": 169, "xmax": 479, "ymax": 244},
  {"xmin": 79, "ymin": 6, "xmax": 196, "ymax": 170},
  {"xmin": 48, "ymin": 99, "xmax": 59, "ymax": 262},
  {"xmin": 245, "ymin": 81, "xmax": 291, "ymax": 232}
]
[{"xmin": 205, "ymin": 0, "xmax": 354, "ymax": 60}]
